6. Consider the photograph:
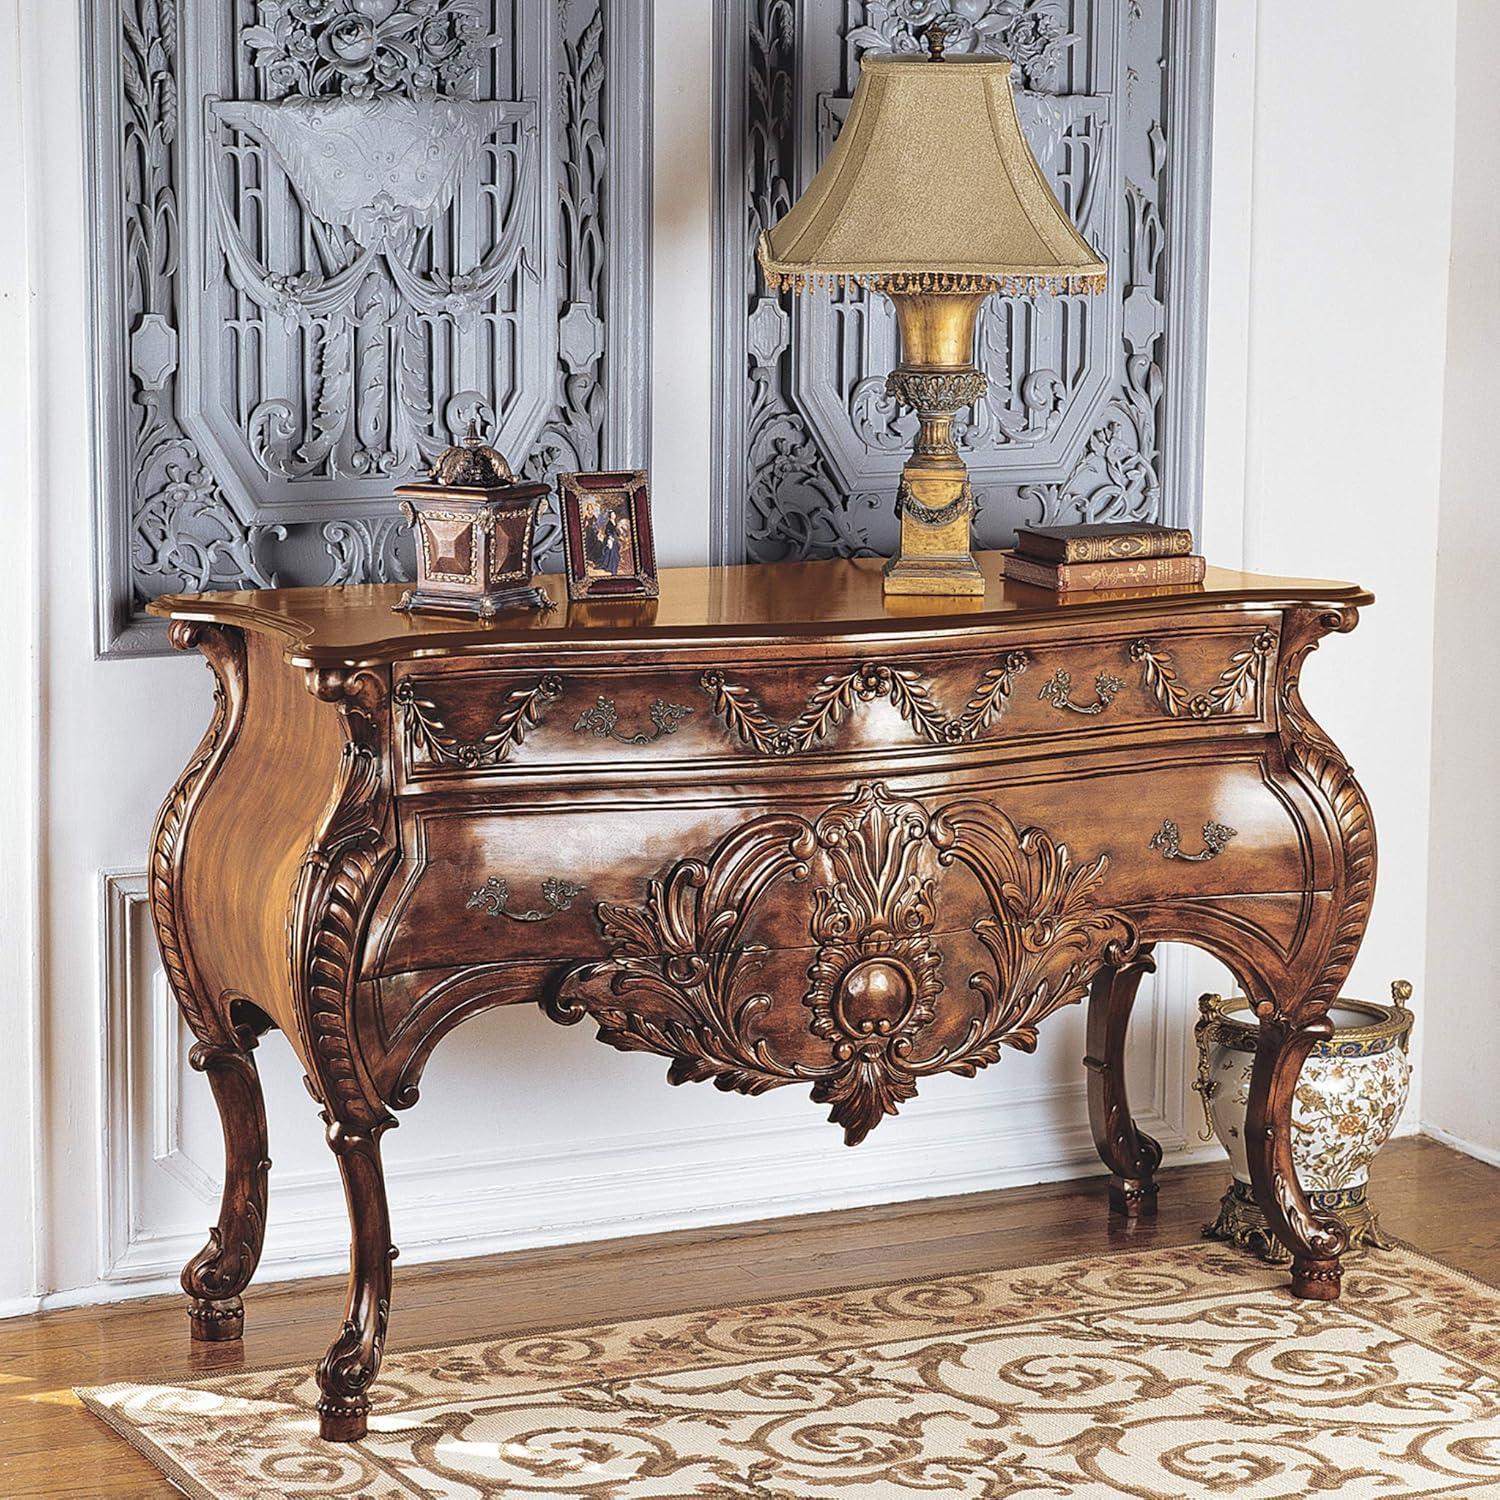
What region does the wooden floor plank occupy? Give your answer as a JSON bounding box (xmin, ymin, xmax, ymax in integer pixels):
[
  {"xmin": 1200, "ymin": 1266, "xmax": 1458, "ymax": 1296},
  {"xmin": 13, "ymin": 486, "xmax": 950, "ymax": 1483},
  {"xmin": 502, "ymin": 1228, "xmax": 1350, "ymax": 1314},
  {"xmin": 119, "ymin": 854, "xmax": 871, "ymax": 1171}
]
[{"xmin": 0, "ymin": 1137, "xmax": 1493, "ymax": 1497}]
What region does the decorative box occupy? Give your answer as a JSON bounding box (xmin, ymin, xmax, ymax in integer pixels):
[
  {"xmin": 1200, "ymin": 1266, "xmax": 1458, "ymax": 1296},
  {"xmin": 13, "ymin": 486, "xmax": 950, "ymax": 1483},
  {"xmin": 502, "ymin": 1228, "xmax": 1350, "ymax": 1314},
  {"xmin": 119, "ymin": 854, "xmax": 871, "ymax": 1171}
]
[{"xmin": 395, "ymin": 424, "xmax": 552, "ymax": 619}]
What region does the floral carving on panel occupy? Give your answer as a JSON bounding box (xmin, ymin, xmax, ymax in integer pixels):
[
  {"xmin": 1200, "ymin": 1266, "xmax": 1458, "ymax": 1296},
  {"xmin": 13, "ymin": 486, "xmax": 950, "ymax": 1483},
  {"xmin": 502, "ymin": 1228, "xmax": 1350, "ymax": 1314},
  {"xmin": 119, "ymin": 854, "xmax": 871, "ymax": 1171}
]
[{"xmin": 242, "ymin": 0, "xmax": 494, "ymax": 100}]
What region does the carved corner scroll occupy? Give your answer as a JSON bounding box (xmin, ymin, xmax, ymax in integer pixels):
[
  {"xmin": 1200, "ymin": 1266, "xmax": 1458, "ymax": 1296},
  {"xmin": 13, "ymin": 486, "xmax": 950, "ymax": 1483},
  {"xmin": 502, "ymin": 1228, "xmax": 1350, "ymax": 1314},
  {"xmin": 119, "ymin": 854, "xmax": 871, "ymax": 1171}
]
[
  {"xmin": 702, "ymin": 653, "xmax": 1030, "ymax": 757},
  {"xmin": 291, "ymin": 668, "xmax": 399, "ymax": 1130},
  {"xmin": 89, "ymin": 0, "xmax": 651, "ymax": 654},
  {"xmin": 547, "ymin": 783, "xmax": 1133, "ymax": 1144},
  {"xmin": 1273, "ymin": 606, "xmax": 1377, "ymax": 1026}
]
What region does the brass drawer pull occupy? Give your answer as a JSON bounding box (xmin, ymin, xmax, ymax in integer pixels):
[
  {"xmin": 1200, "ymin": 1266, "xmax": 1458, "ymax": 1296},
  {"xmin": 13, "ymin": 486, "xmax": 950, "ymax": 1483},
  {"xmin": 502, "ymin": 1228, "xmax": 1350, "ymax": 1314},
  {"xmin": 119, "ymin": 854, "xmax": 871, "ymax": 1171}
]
[
  {"xmin": 467, "ymin": 876, "xmax": 585, "ymax": 923},
  {"xmin": 1150, "ymin": 819, "xmax": 1237, "ymax": 862},
  {"xmin": 1038, "ymin": 668, "xmax": 1124, "ymax": 716},
  {"xmin": 574, "ymin": 696, "xmax": 693, "ymax": 745}
]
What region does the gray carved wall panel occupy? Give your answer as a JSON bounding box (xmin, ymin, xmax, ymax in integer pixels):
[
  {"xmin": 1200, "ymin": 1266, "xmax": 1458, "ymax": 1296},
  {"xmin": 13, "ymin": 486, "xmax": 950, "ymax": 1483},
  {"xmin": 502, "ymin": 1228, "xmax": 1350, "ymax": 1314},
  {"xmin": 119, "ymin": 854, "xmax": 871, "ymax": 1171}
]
[
  {"xmin": 86, "ymin": 0, "xmax": 651, "ymax": 654},
  {"xmin": 712, "ymin": 0, "xmax": 1213, "ymax": 564}
]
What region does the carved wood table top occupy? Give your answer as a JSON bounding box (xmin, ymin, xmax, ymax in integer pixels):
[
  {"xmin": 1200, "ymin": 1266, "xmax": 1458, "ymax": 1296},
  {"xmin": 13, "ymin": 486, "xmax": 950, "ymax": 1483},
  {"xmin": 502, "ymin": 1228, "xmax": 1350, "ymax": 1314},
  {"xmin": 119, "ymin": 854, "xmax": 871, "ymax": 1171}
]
[{"xmin": 147, "ymin": 552, "xmax": 1376, "ymax": 1440}]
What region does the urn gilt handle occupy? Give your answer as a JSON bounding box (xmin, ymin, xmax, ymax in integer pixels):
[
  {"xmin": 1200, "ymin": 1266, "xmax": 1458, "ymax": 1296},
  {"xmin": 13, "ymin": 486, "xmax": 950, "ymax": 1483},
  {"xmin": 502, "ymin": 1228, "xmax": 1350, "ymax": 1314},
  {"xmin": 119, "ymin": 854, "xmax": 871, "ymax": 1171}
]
[
  {"xmin": 1150, "ymin": 819, "xmax": 1237, "ymax": 862},
  {"xmin": 467, "ymin": 876, "xmax": 584, "ymax": 924}
]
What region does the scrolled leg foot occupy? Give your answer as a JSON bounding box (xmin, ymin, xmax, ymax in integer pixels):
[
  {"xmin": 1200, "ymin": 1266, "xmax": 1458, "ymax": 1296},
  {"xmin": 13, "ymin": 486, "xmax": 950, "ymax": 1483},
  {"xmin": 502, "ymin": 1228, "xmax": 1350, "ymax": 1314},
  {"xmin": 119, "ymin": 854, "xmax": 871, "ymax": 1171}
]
[
  {"xmin": 180, "ymin": 1034, "xmax": 271, "ymax": 1342},
  {"xmin": 1086, "ymin": 947, "xmax": 1162, "ymax": 1222},
  {"xmin": 188, "ymin": 1295, "xmax": 246, "ymax": 1342},
  {"xmin": 1108, "ymin": 1177, "xmax": 1159, "ymax": 1220},
  {"xmin": 1291, "ymin": 1257, "xmax": 1343, "ymax": 1300},
  {"xmin": 316, "ymin": 1117, "xmax": 396, "ymax": 1444}
]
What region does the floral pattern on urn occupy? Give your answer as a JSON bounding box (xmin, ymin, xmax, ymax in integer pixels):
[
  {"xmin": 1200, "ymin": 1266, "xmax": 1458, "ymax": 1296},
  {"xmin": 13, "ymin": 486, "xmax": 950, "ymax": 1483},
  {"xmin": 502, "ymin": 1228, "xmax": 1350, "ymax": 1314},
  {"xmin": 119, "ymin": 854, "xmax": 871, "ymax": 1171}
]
[{"xmin": 1197, "ymin": 985, "xmax": 1414, "ymax": 1260}]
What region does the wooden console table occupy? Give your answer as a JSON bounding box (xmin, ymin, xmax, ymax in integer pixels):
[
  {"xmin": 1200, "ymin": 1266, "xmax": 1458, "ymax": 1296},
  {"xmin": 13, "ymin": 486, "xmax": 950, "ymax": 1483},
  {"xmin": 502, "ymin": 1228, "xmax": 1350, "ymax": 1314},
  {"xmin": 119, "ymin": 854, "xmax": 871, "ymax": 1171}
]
[{"xmin": 147, "ymin": 553, "xmax": 1375, "ymax": 1440}]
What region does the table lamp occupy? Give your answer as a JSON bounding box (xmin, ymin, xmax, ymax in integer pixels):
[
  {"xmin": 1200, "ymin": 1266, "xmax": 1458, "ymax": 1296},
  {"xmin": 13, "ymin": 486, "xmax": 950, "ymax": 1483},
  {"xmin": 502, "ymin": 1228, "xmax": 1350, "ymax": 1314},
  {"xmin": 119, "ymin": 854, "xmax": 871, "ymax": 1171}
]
[{"xmin": 759, "ymin": 23, "xmax": 1107, "ymax": 595}]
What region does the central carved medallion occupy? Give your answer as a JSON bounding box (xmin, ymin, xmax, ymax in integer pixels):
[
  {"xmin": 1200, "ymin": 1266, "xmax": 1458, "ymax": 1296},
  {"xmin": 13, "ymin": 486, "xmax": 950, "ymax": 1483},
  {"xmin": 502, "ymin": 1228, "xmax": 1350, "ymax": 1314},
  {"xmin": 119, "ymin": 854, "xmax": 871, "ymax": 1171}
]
[{"xmin": 547, "ymin": 783, "xmax": 1134, "ymax": 1144}]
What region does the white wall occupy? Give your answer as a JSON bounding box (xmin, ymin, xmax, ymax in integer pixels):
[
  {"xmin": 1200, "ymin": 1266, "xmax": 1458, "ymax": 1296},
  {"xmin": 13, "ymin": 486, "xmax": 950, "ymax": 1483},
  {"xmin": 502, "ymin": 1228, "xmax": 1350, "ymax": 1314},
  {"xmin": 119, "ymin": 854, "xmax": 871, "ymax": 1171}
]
[
  {"xmin": 1203, "ymin": 1, "xmax": 1455, "ymax": 1106},
  {"xmin": 1422, "ymin": 0, "xmax": 1500, "ymax": 1164},
  {"xmin": 0, "ymin": 0, "xmax": 42, "ymax": 1311},
  {"xmin": 0, "ymin": 0, "xmax": 1470, "ymax": 1315}
]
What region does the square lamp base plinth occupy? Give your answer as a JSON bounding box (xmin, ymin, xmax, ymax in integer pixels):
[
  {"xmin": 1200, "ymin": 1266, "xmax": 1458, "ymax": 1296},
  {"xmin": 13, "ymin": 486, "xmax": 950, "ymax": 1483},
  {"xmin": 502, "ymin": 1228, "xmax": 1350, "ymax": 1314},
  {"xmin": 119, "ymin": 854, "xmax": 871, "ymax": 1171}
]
[{"xmin": 882, "ymin": 552, "xmax": 986, "ymax": 597}]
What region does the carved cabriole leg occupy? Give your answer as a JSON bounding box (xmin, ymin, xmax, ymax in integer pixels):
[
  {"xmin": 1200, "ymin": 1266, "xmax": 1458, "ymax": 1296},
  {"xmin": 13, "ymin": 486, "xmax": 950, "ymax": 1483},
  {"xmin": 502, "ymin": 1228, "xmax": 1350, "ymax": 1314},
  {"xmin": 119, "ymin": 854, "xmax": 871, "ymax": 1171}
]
[
  {"xmin": 149, "ymin": 621, "xmax": 273, "ymax": 1340},
  {"xmin": 316, "ymin": 1116, "xmax": 396, "ymax": 1441},
  {"xmin": 292, "ymin": 668, "xmax": 400, "ymax": 1441},
  {"xmin": 1085, "ymin": 946, "xmax": 1162, "ymax": 1220},
  {"xmin": 1245, "ymin": 1015, "xmax": 1349, "ymax": 1298},
  {"xmin": 181, "ymin": 1030, "xmax": 271, "ymax": 1340}
]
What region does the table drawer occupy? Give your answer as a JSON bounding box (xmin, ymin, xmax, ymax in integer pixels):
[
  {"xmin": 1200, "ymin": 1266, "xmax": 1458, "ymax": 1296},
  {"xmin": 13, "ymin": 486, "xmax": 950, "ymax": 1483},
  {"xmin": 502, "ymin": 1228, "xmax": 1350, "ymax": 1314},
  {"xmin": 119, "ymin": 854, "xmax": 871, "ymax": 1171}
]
[
  {"xmin": 364, "ymin": 747, "xmax": 1325, "ymax": 983},
  {"xmin": 391, "ymin": 618, "xmax": 1281, "ymax": 784}
]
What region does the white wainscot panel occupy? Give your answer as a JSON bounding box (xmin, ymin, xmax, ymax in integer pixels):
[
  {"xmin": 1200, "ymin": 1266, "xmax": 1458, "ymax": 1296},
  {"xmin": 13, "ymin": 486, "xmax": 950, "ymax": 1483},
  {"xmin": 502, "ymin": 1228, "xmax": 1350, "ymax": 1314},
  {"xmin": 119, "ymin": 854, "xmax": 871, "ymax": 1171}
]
[{"xmin": 101, "ymin": 872, "xmax": 1210, "ymax": 1297}]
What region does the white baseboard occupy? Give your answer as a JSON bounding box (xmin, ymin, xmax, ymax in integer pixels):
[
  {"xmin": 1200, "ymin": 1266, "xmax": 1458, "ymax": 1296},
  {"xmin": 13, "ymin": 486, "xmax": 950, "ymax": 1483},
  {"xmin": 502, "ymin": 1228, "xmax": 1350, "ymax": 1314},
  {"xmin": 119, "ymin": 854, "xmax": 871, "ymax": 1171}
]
[
  {"xmin": 1419, "ymin": 1122, "xmax": 1500, "ymax": 1170},
  {"xmin": 11, "ymin": 1131, "xmax": 1228, "ymax": 1318}
]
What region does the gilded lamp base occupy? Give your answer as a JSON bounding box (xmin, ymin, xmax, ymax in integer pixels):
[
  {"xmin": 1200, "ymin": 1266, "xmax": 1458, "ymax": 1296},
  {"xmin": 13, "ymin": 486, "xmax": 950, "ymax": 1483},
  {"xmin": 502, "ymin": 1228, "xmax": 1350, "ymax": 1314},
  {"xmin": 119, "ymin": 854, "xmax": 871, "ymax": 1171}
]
[
  {"xmin": 1204, "ymin": 1180, "xmax": 1394, "ymax": 1265},
  {"xmin": 883, "ymin": 482, "xmax": 985, "ymax": 596}
]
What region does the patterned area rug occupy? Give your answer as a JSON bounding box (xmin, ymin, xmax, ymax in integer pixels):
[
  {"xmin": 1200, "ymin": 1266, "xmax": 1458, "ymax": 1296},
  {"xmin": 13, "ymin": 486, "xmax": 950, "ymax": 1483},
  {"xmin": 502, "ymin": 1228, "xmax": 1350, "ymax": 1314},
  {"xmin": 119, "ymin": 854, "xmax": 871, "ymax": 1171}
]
[{"xmin": 80, "ymin": 1242, "xmax": 1500, "ymax": 1499}]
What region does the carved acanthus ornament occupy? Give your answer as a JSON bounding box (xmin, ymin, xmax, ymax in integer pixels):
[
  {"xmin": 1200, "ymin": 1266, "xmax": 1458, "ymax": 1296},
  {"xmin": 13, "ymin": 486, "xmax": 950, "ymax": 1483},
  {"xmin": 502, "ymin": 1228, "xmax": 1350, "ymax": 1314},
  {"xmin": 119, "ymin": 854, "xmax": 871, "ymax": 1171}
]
[
  {"xmin": 291, "ymin": 668, "xmax": 398, "ymax": 1129},
  {"xmin": 548, "ymin": 783, "xmax": 1133, "ymax": 1144},
  {"xmin": 396, "ymin": 675, "xmax": 563, "ymax": 768},
  {"xmin": 1273, "ymin": 607, "xmax": 1376, "ymax": 1023},
  {"xmin": 701, "ymin": 653, "xmax": 1030, "ymax": 756}
]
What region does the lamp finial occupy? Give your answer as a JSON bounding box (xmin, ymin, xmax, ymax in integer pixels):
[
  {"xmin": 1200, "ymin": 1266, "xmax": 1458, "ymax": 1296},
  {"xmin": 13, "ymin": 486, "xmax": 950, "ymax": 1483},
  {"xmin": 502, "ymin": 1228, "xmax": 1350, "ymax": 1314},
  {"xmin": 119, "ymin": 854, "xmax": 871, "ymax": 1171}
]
[{"xmin": 923, "ymin": 20, "xmax": 948, "ymax": 62}]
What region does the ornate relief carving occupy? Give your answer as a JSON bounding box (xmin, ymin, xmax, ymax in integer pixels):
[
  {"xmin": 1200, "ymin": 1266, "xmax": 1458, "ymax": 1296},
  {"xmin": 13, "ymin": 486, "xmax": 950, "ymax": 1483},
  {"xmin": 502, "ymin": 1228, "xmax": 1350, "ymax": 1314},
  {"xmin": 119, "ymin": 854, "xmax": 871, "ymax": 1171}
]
[
  {"xmin": 701, "ymin": 652, "xmax": 1030, "ymax": 757},
  {"xmin": 291, "ymin": 669, "xmax": 398, "ymax": 1129},
  {"xmin": 1274, "ymin": 607, "xmax": 1376, "ymax": 1023},
  {"xmin": 717, "ymin": 0, "xmax": 1209, "ymax": 561},
  {"xmin": 92, "ymin": 0, "xmax": 646, "ymax": 649},
  {"xmin": 395, "ymin": 674, "xmax": 562, "ymax": 768},
  {"xmin": 1129, "ymin": 631, "xmax": 1275, "ymax": 720},
  {"xmin": 548, "ymin": 783, "xmax": 1133, "ymax": 1144}
]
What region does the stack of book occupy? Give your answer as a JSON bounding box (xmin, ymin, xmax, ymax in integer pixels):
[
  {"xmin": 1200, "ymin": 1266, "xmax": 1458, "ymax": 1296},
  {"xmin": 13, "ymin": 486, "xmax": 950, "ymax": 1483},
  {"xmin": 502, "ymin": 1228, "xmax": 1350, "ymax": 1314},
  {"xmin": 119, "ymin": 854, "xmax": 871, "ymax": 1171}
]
[{"xmin": 999, "ymin": 523, "xmax": 1205, "ymax": 593}]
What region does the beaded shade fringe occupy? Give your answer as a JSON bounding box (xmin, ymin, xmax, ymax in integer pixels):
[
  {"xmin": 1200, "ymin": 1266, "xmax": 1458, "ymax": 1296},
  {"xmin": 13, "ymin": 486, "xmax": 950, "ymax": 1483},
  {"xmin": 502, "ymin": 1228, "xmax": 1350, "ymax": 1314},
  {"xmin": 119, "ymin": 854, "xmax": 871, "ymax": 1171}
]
[{"xmin": 761, "ymin": 260, "xmax": 1108, "ymax": 300}]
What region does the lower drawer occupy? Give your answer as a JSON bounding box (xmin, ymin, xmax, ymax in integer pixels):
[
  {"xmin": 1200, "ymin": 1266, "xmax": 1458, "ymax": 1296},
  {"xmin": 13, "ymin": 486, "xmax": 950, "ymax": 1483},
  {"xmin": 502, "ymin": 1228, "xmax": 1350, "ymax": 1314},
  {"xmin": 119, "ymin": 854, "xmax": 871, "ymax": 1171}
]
[{"xmin": 362, "ymin": 748, "xmax": 1331, "ymax": 982}]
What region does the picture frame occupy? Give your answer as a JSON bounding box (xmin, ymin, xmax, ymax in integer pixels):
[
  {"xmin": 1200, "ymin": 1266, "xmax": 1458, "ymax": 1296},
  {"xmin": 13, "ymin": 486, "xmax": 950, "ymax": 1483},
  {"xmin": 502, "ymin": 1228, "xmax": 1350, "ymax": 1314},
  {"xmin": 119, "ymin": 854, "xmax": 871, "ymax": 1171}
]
[{"xmin": 558, "ymin": 471, "xmax": 660, "ymax": 602}]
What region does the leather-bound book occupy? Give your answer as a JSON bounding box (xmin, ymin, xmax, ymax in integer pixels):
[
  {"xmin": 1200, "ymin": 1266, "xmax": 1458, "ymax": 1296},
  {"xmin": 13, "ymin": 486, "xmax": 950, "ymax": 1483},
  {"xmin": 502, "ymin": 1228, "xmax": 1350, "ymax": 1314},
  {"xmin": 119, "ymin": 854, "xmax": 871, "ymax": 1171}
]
[
  {"xmin": 1000, "ymin": 550, "xmax": 1207, "ymax": 593},
  {"xmin": 1014, "ymin": 522, "xmax": 1195, "ymax": 564}
]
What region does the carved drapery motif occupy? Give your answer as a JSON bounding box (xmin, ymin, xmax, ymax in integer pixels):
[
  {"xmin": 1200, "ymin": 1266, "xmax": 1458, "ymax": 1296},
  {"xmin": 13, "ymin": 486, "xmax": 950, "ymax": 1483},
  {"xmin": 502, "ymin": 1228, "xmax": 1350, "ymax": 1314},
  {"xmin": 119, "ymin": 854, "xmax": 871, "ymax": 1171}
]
[
  {"xmin": 702, "ymin": 652, "xmax": 1030, "ymax": 757},
  {"xmin": 395, "ymin": 674, "xmax": 562, "ymax": 768},
  {"xmin": 1129, "ymin": 631, "xmax": 1276, "ymax": 721},
  {"xmin": 93, "ymin": 0, "xmax": 644, "ymax": 648},
  {"xmin": 548, "ymin": 782, "xmax": 1133, "ymax": 1144},
  {"xmin": 718, "ymin": 0, "xmax": 1208, "ymax": 562}
]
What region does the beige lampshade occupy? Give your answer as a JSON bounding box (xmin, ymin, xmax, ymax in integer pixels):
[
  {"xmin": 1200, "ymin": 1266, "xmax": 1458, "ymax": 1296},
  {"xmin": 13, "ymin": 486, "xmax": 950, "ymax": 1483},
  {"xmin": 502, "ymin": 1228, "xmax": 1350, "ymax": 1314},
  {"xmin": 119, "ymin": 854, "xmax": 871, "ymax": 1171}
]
[{"xmin": 759, "ymin": 53, "xmax": 1106, "ymax": 297}]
